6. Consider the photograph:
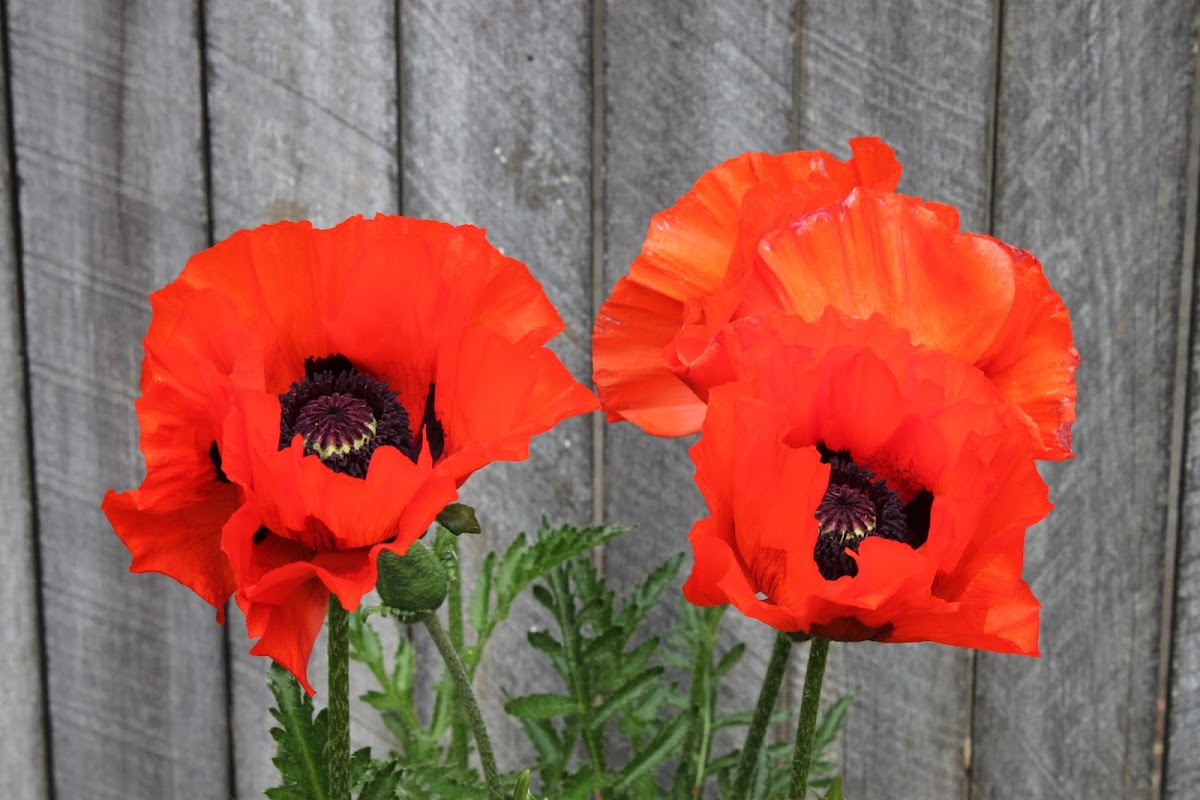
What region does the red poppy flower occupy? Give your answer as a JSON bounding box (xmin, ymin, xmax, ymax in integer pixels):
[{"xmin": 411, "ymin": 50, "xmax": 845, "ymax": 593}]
[
  {"xmin": 594, "ymin": 141, "xmax": 1077, "ymax": 461},
  {"xmin": 103, "ymin": 215, "xmax": 598, "ymax": 692},
  {"xmin": 681, "ymin": 310, "xmax": 1050, "ymax": 654}
]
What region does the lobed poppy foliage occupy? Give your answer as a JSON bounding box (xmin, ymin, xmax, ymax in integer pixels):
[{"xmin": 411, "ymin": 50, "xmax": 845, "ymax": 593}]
[
  {"xmin": 103, "ymin": 215, "xmax": 597, "ymax": 693},
  {"xmin": 594, "ymin": 139, "xmax": 1078, "ymax": 654}
]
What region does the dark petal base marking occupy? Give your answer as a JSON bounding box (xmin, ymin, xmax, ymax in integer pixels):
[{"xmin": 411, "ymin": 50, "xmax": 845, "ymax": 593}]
[{"xmin": 209, "ymin": 441, "xmax": 230, "ymax": 484}]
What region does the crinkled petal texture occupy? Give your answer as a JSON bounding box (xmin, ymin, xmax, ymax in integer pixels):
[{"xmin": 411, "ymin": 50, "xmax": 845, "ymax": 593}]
[
  {"xmin": 592, "ymin": 137, "xmax": 902, "ymax": 436},
  {"xmin": 743, "ymin": 188, "xmax": 1076, "ymax": 459},
  {"xmin": 104, "ymin": 215, "xmax": 597, "ymax": 692},
  {"xmin": 594, "ymin": 137, "xmax": 1076, "ymax": 460},
  {"xmin": 681, "ymin": 311, "xmax": 1050, "ymax": 654},
  {"xmin": 101, "ymin": 287, "xmax": 269, "ymax": 622}
]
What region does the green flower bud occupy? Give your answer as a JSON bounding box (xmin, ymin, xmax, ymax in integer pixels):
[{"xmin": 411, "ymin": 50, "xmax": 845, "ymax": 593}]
[
  {"xmin": 437, "ymin": 502, "xmax": 482, "ymax": 535},
  {"xmin": 376, "ymin": 541, "xmax": 448, "ymax": 620}
]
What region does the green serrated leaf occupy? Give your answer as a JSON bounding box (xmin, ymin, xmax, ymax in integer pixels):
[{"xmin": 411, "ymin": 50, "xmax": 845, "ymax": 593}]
[
  {"xmin": 822, "ymin": 775, "xmax": 844, "ymax": 800},
  {"xmin": 392, "ymin": 637, "xmax": 416, "ymax": 697},
  {"xmin": 612, "ymin": 713, "xmax": 689, "ymax": 791},
  {"xmin": 612, "ymin": 553, "xmax": 683, "ymax": 637},
  {"xmin": 499, "ymin": 545, "xmax": 700, "ymax": 798},
  {"xmin": 494, "ymin": 533, "xmax": 529, "ymax": 596},
  {"xmin": 393, "ymin": 761, "xmax": 487, "ymax": 799},
  {"xmin": 516, "ymin": 714, "xmax": 562, "ymax": 766},
  {"xmin": 530, "ymin": 584, "xmax": 556, "ymax": 612},
  {"xmin": 504, "ymin": 692, "xmax": 580, "ymax": 720},
  {"xmin": 714, "ymin": 642, "xmax": 746, "ymax": 678},
  {"xmin": 511, "ymin": 769, "xmax": 532, "ymax": 800},
  {"xmin": 591, "ymin": 666, "xmax": 664, "ymax": 730},
  {"xmin": 349, "ymin": 613, "xmax": 384, "ymax": 676},
  {"xmin": 359, "ymin": 689, "xmax": 401, "ymax": 711},
  {"xmin": 468, "ymin": 552, "xmax": 496, "ymax": 633},
  {"xmin": 264, "ymin": 786, "xmax": 311, "ymax": 800},
  {"xmin": 621, "ymin": 637, "xmax": 659, "ymax": 678},
  {"xmin": 357, "ymin": 761, "xmax": 402, "ymax": 800},
  {"xmin": 581, "ymin": 626, "xmax": 625, "ymax": 663},
  {"xmin": 488, "ymin": 523, "xmax": 626, "ymax": 633},
  {"xmin": 527, "ymin": 629, "xmax": 564, "ymax": 658},
  {"xmin": 557, "ymin": 765, "xmax": 609, "ymax": 800},
  {"xmin": 266, "ymin": 663, "xmax": 329, "ymax": 800},
  {"xmin": 813, "ymin": 686, "xmax": 860, "ymax": 753},
  {"xmin": 350, "ymin": 746, "xmax": 372, "ymax": 784}
]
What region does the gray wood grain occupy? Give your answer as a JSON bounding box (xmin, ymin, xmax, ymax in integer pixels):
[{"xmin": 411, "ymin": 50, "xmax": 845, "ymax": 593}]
[
  {"xmin": 1167, "ymin": 16, "xmax": 1200, "ymax": 799},
  {"xmin": 973, "ymin": 1, "xmax": 1197, "ymax": 797},
  {"xmin": 401, "ymin": 0, "xmax": 595, "ymax": 771},
  {"xmin": 1172, "ymin": 71, "xmax": 1200, "ymax": 790},
  {"xmin": 601, "ymin": 0, "xmax": 797, "ymax": 770},
  {"xmin": 795, "ymin": 2, "xmax": 997, "ymax": 796},
  {"xmin": 202, "ymin": 2, "xmax": 402, "ymax": 795},
  {"xmin": 1170, "ymin": 220, "xmax": 1200, "ymax": 799},
  {"xmin": 0, "ymin": 12, "xmax": 49, "ymax": 799},
  {"xmin": 7, "ymin": 1, "xmax": 228, "ymax": 797}
]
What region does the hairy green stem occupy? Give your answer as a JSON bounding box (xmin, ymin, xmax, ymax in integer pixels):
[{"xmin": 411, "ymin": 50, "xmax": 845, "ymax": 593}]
[
  {"xmin": 692, "ymin": 661, "xmax": 716, "ymax": 795},
  {"xmin": 732, "ymin": 632, "xmax": 793, "ymax": 798},
  {"xmin": 788, "ymin": 638, "xmax": 831, "ymax": 798},
  {"xmin": 326, "ymin": 597, "xmax": 351, "ymax": 800},
  {"xmin": 423, "ymin": 614, "xmax": 503, "ymax": 800}
]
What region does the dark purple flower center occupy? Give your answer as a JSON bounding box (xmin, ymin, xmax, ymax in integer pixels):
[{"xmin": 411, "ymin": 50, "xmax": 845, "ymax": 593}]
[
  {"xmin": 278, "ymin": 355, "xmax": 420, "ymax": 478},
  {"xmin": 816, "ymin": 484, "xmax": 877, "ymax": 539},
  {"xmin": 813, "ymin": 445, "xmax": 931, "ymax": 580},
  {"xmin": 294, "ymin": 393, "xmax": 376, "ymax": 458}
]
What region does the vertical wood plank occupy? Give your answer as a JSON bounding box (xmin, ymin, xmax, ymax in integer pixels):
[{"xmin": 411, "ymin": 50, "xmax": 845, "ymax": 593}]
[
  {"xmin": 1170, "ymin": 32, "xmax": 1200, "ymax": 796},
  {"xmin": 1166, "ymin": 13, "xmax": 1200, "ymax": 799},
  {"xmin": 7, "ymin": 1, "xmax": 228, "ymax": 797},
  {"xmin": 602, "ymin": 0, "xmax": 796, "ymax": 764},
  {"xmin": 401, "ymin": 0, "xmax": 595, "ymax": 769},
  {"xmin": 1165, "ymin": 11, "xmax": 1200, "ymax": 799},
  {"xmin": 202, "ymin": 1, "xmax": 401, "ymax": 795},
  {"xmin": 0, "ymin": 6, "xmax": 48, "ymax": 797},
  {"xmin": 973, "ymin": 2, "xmax": 1198, "ymax": 797},
  {"xmin": 795, "ymin": 2, "xmax": 997, "ymax": 796},
  {"xmin": 1169, "ymin": 95, "xmax": 1200, "ymax": 800}
]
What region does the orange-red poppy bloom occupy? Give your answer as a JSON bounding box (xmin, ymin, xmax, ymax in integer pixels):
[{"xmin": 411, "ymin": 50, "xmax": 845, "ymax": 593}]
[
  {"xmin": 103, "ymin": 215, "xmax": 598, "ymax": 692},
  {"xmin": 682, "ymin": 310, "xmax": 1050, "ymax": 653},
  {"xmin": 594, "ymin": 140, "xmax": 1077, "ymax": 461}
]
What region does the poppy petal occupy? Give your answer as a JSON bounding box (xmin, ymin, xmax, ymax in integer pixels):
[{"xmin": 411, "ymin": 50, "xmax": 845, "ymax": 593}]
[
  {"xmin": 977, "ymin": 246, "xmax": 1078, "ymax": 459},
  {"xmin": 754, "ymin": 190, "xmax": 1016, "ymax": 365},
  {"xmin": 594, "ymin": 139, "xmax": 901, "ymax": 436},
  {"xmin": 102, "ymin": 480, "xmax": 238, "ymax": 622},
  {"xmin": 432, "ymin": 326, "xmax": 599, "ymax": 482}
]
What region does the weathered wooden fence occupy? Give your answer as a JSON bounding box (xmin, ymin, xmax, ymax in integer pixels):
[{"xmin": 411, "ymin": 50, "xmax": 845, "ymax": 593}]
[{"xmin": 1, "ymin": 1, "xmax": 1197, "ymax": 797}]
